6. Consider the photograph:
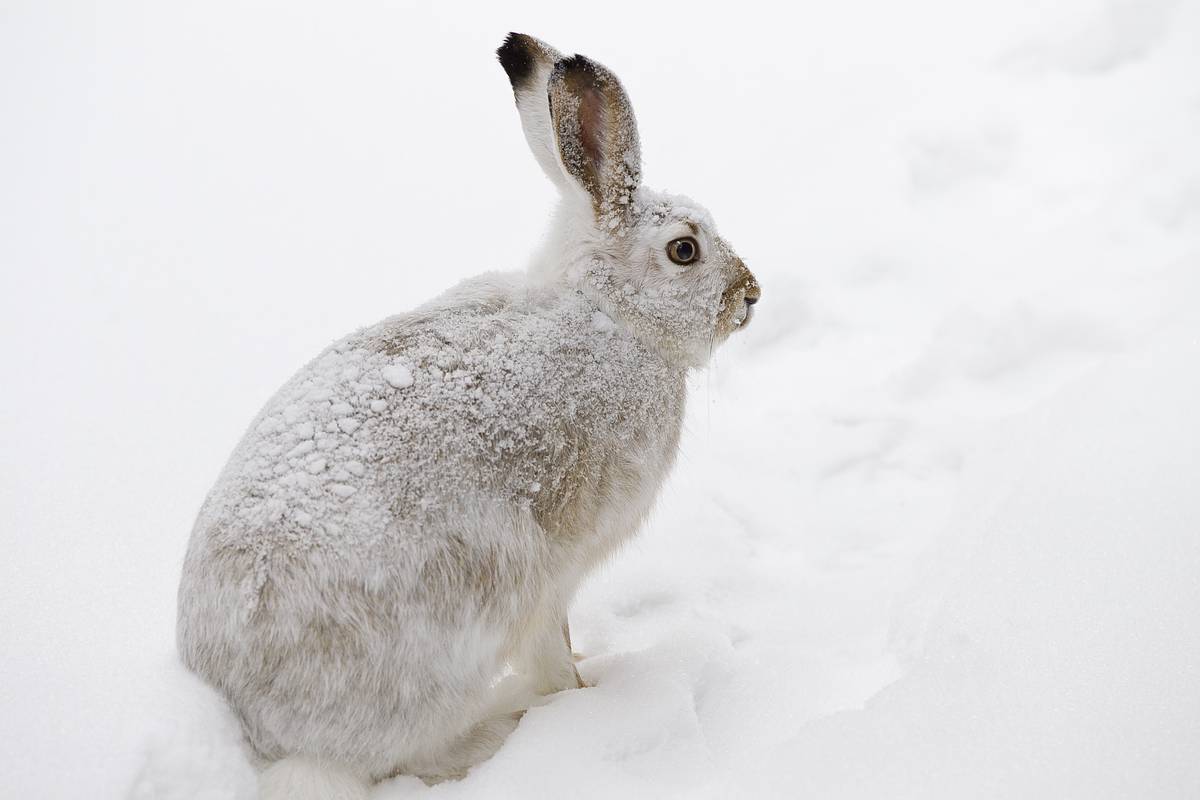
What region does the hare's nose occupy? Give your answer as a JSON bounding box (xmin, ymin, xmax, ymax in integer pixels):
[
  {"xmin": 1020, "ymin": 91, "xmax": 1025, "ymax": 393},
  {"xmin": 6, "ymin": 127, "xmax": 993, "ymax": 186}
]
[{"xmin": 744, "ymin": 294, "xmax": 758, "ymax": 305}]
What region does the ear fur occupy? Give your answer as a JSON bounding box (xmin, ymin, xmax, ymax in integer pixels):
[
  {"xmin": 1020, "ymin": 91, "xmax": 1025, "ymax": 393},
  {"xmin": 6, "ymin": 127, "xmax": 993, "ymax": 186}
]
[
  {"xmin": 497, "ymin": 33, "xmax": 571, "ymax": 195},
  {"xmin": 547, "ymin": 54, "xmax": 642, "ymax": 229},
  {"xmin": 498, "ymin": 34, "xmax": 643, "ymax": 230}
]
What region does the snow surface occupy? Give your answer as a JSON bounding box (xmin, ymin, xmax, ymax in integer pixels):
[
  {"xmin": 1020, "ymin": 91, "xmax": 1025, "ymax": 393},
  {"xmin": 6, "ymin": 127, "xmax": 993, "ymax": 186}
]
[{"xmin": 2, "ymin": 1, "xmax": 1199, "ymax": 798}]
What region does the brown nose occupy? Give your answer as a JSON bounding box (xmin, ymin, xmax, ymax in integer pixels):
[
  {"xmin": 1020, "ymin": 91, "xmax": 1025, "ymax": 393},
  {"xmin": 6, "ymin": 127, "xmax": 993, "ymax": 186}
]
[{"xmin": 744, "ymin": 281, "xmax": 760, "ymax": 305}]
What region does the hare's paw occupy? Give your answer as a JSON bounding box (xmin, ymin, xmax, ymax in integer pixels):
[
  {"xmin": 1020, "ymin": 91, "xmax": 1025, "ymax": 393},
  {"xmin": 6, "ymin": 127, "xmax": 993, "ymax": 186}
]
[
  {"xmin": 520, "ymin": 616, "xmax": 588, "ymax": 694},
  {"xmin": 405, "ymin": 711, "xmax": 524, "ymax": 785}
]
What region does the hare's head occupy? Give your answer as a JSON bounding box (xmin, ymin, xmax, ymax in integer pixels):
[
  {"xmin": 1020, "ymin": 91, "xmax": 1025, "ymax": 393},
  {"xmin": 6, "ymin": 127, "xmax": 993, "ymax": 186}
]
[{"xmin": 498, "ymin": 33, "xmax": 760, "ymax": 368}]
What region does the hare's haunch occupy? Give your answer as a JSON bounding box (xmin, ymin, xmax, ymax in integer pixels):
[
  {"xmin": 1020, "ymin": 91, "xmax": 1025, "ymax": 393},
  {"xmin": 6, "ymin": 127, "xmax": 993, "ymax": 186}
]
[{"xmin": 177, "ymin": 33, "xmax": 759, "ymax": 799}]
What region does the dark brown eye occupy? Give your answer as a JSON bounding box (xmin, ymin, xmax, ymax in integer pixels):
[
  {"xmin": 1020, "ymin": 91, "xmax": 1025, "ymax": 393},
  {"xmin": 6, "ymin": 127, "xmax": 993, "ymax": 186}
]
[{"xmin": 667, "ymin": 237, "xmax": 699, "ymax": 265}]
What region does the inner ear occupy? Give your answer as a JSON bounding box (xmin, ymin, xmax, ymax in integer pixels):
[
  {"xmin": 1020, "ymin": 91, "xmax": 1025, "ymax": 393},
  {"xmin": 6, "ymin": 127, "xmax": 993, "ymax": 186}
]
[
  {"xmin": 548, "ymin": 55, "xmax": 642, "ymax": 227},
  {"xmin": 577, "ymin": 86, "xmax": 607, "ymax": 171}
]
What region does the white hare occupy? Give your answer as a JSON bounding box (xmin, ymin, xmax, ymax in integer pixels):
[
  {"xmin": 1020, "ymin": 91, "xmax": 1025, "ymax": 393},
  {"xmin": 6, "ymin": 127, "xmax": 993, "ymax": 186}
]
[{"xmin": 177, "ymin": 33, "xmax": 759, "ymax": 800}]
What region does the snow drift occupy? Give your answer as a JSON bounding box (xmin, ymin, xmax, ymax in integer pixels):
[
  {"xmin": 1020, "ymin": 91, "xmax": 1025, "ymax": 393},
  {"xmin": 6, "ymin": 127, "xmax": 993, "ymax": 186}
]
[{"xmin": 758, "ymin": 325, "xmax": 1200, "ymax": 799}]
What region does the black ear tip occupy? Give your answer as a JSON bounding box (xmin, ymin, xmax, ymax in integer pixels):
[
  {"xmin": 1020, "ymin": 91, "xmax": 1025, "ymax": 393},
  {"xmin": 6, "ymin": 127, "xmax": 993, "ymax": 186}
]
[
  {"xmin": 554, "ymin": 53, "xmax": 602, "ymax": 89},
  {"xmin": 497, "ymin": 32, "xmax": 536, "ymax": 89}
]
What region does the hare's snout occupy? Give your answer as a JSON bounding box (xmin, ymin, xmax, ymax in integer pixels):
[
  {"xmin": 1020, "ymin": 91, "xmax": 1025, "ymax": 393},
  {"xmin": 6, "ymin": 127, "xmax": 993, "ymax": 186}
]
[{"xmin": 730, "ymin": 271, "xmax": 760, "ymax": 331}]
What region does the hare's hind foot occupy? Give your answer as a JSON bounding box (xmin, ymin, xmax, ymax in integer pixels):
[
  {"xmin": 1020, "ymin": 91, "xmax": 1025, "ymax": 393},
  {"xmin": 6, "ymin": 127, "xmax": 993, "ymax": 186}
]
[
  {"xmin": 398, "ymin": 711, "xmax": 524, "ymax": 785},
  {"xmin": 259, "ymin": 757, "xmax": 369, "ymax": 800}
]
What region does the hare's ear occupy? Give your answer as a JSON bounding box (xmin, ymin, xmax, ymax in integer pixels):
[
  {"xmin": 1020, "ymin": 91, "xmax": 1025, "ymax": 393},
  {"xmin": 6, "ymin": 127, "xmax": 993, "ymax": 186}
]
[
  {"xmin": 547, "ymin": 54, "xmax": 642, "ymax": 229},
  {"xmin": 497, "ymin": 33, "xmax": 572, "ymax": 195}
]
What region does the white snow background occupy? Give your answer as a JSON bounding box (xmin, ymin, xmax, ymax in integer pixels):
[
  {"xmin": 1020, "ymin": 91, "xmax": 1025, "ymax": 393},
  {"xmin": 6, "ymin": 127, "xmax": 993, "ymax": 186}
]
[{"xmin": 3, "ymin": 1, "xmax": 1199, "ymax": 797}]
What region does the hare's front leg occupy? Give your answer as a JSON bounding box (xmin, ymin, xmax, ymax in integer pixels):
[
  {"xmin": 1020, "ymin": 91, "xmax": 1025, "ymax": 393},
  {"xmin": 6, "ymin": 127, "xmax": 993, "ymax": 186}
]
[
  {"xmin": 524, "ymin": 616, "xmax": 585, "ymax": 694},
  {"xmin": 562, "ymin": 620, "xmax": 589, "ymax": 687}
]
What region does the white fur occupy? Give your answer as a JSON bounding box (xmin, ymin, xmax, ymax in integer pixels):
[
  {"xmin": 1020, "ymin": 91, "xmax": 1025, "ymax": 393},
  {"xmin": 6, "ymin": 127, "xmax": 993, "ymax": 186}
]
[
  {"xmin": 175, "ymin": 34, "xmax": 758, "ymax": 795},
  {"xmin": 259, "ymin": 758, "xmax": 368, "ymax": 800}
]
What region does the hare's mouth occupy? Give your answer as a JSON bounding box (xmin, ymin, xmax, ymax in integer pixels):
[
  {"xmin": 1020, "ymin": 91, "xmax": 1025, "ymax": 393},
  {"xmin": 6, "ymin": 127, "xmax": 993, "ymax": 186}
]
[
  {"xmin": 729, "ymin": 288, "xmax": 758, "ymax": 332},
  {"xmin": 723, "ymin": 273, "xmax": 759, "ymax": 334},
  {"xmin": 732, "ymin": 302, "xmax": 753, "ymax": 330},
  {"xmin": 718, "ymin": 274, "xmax": 759, "ymax": 338}
]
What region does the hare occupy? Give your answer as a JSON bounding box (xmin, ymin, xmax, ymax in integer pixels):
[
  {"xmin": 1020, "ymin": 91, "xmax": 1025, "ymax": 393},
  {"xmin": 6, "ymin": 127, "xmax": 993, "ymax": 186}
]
[{"xmin": 177, "ymin": 33, "xmax": 759, "ymax": 800}]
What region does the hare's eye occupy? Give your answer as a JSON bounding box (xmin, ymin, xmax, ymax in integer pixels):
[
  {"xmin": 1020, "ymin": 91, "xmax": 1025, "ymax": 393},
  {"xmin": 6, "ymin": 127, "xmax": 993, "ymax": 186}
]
[{"xmin": 667, "ymin": 237, "xmax": 699, "ymax": 265}]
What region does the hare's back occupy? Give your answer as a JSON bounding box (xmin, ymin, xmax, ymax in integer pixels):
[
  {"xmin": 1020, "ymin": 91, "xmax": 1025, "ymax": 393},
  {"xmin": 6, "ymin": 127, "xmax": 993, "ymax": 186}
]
[
  {"xmin": 193, "ymin": 278, "xmax": 566, "ymax": 547},
  {"xmin": 191, "ymin": 274, "xmax": 675, "ymax": 576}
]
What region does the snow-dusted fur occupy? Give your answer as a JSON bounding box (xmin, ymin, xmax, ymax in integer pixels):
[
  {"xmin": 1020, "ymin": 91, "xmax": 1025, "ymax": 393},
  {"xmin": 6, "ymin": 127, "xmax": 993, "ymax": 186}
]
[{"xmin": 176, "ymin": 33, "xmax": 759, "ymax": 794}]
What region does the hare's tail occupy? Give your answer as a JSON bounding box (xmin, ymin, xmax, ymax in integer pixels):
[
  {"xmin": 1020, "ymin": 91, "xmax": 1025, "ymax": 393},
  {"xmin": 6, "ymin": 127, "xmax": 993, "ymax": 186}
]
[{"xmin": 259, "ymin": 757, "xmax": 369, "ymax": 800}]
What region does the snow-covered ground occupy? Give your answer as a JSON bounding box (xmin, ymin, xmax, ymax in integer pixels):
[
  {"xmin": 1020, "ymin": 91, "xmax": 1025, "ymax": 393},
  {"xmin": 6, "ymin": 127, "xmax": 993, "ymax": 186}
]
[{"xmin": 3, "ymin": 1, "xmax": 1199, "ymax": 797}]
